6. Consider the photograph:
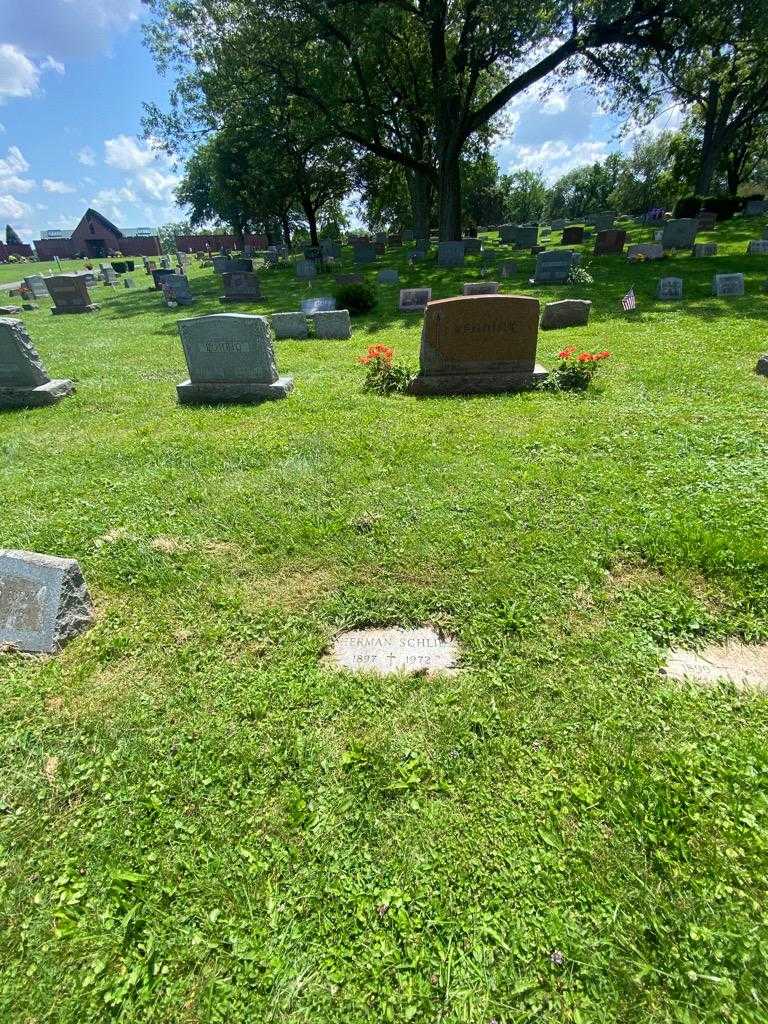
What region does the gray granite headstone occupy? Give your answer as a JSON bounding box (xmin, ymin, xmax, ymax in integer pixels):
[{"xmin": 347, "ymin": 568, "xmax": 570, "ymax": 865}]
[
  {"xmin": 353, "ymin": 245, "xmax": 376, "ymax": 265},
  {"xmin": 590, "ymin": 212, "xmax": 615, "ymax": 232},
  {"xmin": 100, "ymin": 266, "xmax": 118, "ymax": 285},
  {"xmin": 713, "ymin": 273, "xmax": 745, "ymax": 297},
  {"xmin": 47, "ymin": 275, "xmax": 98, "ymax": 314},
  {"xmin": 312, "ymin": 309, "xmax": 351, "ymax": 339},
  {"xmin": 513, "ymin": 225, "xmax": 538, "ymax": 249},
  {"xmin": 123, "ymin": 277, "xmax": 135, "ymax": 289},
  {"xmin": 23, "ymin": 275, "xmax": 48, "ymax": 299},
  {"xmin": 162, "ymin": 273, "xmax": 195, "ymax": 306},
  {"xmin": 756, "ymin": 354, "xmax": 768, "ymax": 376},
  {"xmin": 177, "ymin": 313, "xmax": 293, "ymax": 403},
  {"xmin": 462, "ymin": 238, "xmax": 482, "ymax": 255},
  {"xmin": 540, "ymin": 299, "xmax": 592, "ymax": 329},
  {"xmin": 499, "ymin": 225, "xmax": 515, "ymax": 243},
  {"xmin": 533, "ymin": 250, "xmax": 578, "ymax": 284},
  {"xmin": 151, "ymin": 268, "xmax": 175, "ymax": 292},
  {"xmin": 296, "ymin": 259, "xmax": 317, "ymax": 279},
  {"xmin": 320, "ymin": 240, "xmax": 341, "ymax": 259},
  {"xmin": 438, "ymin": 241, "xmax": 465, "ymax": 267},
  {"xmin": 463, "ymin": 281, "xmax": 499, "ymax": 295},
  {"xmin": 220, "ymin": 271, "xmax": 262, "ymax": 303},
  {"xmin": 662, "ymin": 219, "xmax": 698, "ymax": 250},
  {"xmin": 399, "ymin": 288, "xmax": 431, "ymax": 312},
  {"xmin": 692, "ymin": 243, "xmax": 717, "ymax": 257},
  {"xmin": 627, "ymin": 242, "xmax": 664, "ymax": 261},
  {"xmin": 745, "ymin": 199, "xmax": 768, "ymax": 216},
  {"xmin": 657, "ymin": 277, "xmax": 683, "ymax": 300},
  {"xmin": 271, "ymin": 312, "xmax": 308, "ymax": 339},
  {"xmin": 0, "ymin": 317, "xmax": 74, "ymax": 408},
  {"xmin": 212, "ymin": 255, "xmax": 229, "ymax": 275},
  {"xmin": 500, "ymin": 260, "xmax": 517, "ymax": 278},
  {"xmin": 0, "ymin": 549, "xmax": 94, "ymax": 654},
  {"xmin": 377, "ymin": 269, "xmax": 399, "ymax": 284},
  {"xmin": 747, "ymin": 240, "xmax": 768, "ymax": 256}
]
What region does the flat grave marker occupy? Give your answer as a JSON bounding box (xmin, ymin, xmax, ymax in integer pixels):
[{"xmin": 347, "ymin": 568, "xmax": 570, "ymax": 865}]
[
  {"xmin": 463, "ymin": 281, "xmax": 499, "ymax": 295},
  {"xmin": 713, "ymin": 273, "xmax": 745, "ymax": 297},
  {"xmin": 657, "ymin": 277, "xmax": 683, "ymax": 300},
  {"xmin": 540, "ymin": 299, "xmax": 591, "ymax": 330},
  {"xmin": 328, "ymin": 626, "xmax": 458, "ymax": 676},
  {"xmin": 312, "ymin": 309, "xmax": 351, "ymax": 339}
]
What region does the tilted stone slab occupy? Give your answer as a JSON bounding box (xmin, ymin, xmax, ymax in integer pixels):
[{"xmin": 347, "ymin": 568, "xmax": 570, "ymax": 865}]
[
  {"xmin": 0, "ymin": 550, "xmax": 94, "ymax": 653},
  {"xmin": 0, "ymin": 318, "xmax": 73, "ymax": 408}
]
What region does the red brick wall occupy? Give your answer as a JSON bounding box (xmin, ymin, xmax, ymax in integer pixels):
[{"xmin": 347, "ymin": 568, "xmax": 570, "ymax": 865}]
[
  {"xmin": 175, "ymin": 233, "xmax": 268, "ymax": 252},
  {"xmin": 34, "ymin": 235, "xmax": 159, "ymax": 259},
  {"xmin": 0, "ymin": 242, "xmax": 33, "ymax": 260}
]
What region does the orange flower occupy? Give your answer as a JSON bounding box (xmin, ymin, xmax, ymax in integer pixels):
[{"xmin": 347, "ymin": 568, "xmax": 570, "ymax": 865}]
[
  {"xmin": 578, "ymin": 352, "xmax": 594, "ymax": 362},
  {"xmin": 358, "ymin": 344, "xmax": 394, "ymax": 366},
  {"xmin": 558, "ymin": 346, "xmax": 576, "ymax": 359}
]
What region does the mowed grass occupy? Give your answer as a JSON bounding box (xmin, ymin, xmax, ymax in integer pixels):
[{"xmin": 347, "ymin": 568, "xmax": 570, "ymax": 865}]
[
  {"xmin": 1, "ymin": 219, "xmax": 768, "ymax": 1023},
  {"xmin": 0, "ymin": 258, "xmax": 104, "ymax": 288}
]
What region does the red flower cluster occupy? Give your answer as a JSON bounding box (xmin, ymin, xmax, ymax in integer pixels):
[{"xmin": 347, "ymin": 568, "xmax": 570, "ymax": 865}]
[
  {"xmin": 358, "ymin": 344, "xmax": 394, "ymax": 366},
  {"xmin": 558, "ymin": 346, "xmax": 610, "ymax": 363}
]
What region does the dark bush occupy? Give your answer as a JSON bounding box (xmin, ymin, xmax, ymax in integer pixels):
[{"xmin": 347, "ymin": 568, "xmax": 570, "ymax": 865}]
[
  {"xmin": 701, "ymin": 195, "xmax": 743, "ymax": 221},
  {"xmin": 111, "ymin": 261, "xmax": 127, "ymax": 274},
  {"xmin": 334, "ymin": 281, "xmax": 378, "ymax": 314},
  {"xmin": 673, "ymin": 195, "xmax": 702, "ymax": 218}
]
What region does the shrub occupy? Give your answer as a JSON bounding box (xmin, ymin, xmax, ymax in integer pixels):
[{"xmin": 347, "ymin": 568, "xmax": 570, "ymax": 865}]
[
  {"xmin": 701, "ymin": 195, "xmax": 742, "ymax": 221},
  {"xmin": 335, "ymin": 281, "xmax": 378, "ymax": 314},
  {"xmin": 673, "ymin": 195, "xmax": 702, "ymax": 218},
  {"xmin": 358, "ymin": 344, "xmax": 413, "ymax": 394},
  {"xmin": 568, "ymin": 264, "xmax": 594, "ymax": 286},
  {"xmin": 541, "ymin": 347, "xmax": 611, "ymax": 392}
]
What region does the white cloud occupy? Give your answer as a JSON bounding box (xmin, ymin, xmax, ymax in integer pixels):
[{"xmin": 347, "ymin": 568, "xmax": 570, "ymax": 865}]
[
  {"xmin": 41, "ymin": 55, "xmax": 65, "ymax": 75},
  {"xmin": 0, "ymin": 1, "xmax": 144, "ymax": 61},
  {"xmin": 0, "ymin": 44, "xmax": 39, "ymax": 100},
  {"xmin": 104, "ymin": 135, "xmax": 164, "ymax": 172},
  {"xmin": 1, "ymin": 175, "xmax": 35, "ymax": 193},
  {"xmin": 541, "ymin": 89, "xmax": 569, "ymax": 115},
  {"xmin": 137, "ymin": 168, "xmax": 180, "ymax": 201},
  {"xmin": 77, "ymin": 146, "xmax": 96, "ymax": 167},
  {"xmin": 42, "ymin": 178, "xmax": 75, "ymax": 194},
  {"xmin": 0, "ymin": 145, "xmax": 29, "ymax": 176},
  {"xmin": 93, "ymin": 186, "xmax": 137, "ymax": 205},
  {"xmin": 502, "ymin": 139, "xmax": 610, "ymax": 181},
  {"xmin": 0, "ymin": 194, "xmax": 30, "ymax": 219}
]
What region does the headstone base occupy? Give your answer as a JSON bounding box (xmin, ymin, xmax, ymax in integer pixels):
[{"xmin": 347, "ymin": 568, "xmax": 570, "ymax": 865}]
[
  {"xmin": 408, "ymin": 364, "xmax": 548, "ymax": 396},
  {"xmin": 0, "ymin": 379, "xmax": 74, "ymax": 409},
  {"xmin": 177, "ymin": 376, "xmax": 294, "ymax": 404},
  {"xmin": 51, "ymin": 304, "xmax": 99, "ymax": 315}
]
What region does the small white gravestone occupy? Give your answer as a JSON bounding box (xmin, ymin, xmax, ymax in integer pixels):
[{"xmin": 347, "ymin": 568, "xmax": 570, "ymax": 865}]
[{"xmin": 328, "ymin": 626, "xmax": 459, "ymax": 675}]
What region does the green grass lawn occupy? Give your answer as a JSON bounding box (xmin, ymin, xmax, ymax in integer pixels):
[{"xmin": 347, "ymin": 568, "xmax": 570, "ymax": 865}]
[
  {"xmin": 0, "ymin": 257, "xmax": 129, "ymax": 288},
  {"xmin": 2, "ymin": 218, "xmax": 768, "ymax": 1023}
]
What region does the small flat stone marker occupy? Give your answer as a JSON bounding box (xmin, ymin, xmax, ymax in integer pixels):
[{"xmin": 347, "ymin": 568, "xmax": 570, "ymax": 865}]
[
  {"xmin": 540, "ymin": 299, "xmax": 591, "ymax": 329},
  {"xmin": 271, "ymin": 312, "xmax": 308, "ymax": 339},
  {"xmin": 0, "ymin": 550, "xmax": 94, "ymax": 654},
  {"xmin": 663, "ymin": 641, "xmax": 768, "ymax": 692},
  {"xmin": 312, "ymin": 309, "xmax": 351, "ymax": 339},
  {"xmin": 463, "ymin": 281, "xmax": 499, "ymax": 296},
  {"xmin": 328, "ymin": 625, "xmax": 458, "ymax": 675}
]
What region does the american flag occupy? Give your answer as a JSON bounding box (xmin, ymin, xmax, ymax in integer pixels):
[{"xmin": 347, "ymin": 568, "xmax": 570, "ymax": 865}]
[{"xmin": 621, "ymin": 286, "xmax": 636, "ymax": 312}]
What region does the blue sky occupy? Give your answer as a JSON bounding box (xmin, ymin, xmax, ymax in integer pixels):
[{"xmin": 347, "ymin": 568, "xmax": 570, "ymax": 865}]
[{"xmin": 0, "ymin": 1, "xmax": 682, "ymax": 242}]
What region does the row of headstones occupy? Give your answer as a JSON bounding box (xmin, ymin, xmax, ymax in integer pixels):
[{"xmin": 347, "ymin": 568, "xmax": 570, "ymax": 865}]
[
  {"xmin": 0, "ymin": 291, "xmax": 564, "ymax": 416},
  {"xmin": 658, "ymin": 274, "xmax": 749, "ymax": 299}
]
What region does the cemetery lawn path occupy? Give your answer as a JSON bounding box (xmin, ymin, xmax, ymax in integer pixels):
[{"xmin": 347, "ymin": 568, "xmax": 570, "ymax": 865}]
[{"xmin": 1, "ymin": 218, "xmax": 768, "ymax": 1023}]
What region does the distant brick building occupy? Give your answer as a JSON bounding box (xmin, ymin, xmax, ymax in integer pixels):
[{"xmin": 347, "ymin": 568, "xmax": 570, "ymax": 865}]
[
  {"xmin": 34, "ymin": 209, "xmax": 160, "ymax": 260},
  {"xmin": 175, "ymin": 232, "xmax": 268, "ymax": 253}
]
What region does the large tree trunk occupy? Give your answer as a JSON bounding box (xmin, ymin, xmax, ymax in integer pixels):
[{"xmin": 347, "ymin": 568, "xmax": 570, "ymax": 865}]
[
  {"xmin": 281, "ymin": 211, "xmax": 291, "ymax": 245},
  {"xmin": 406, "ymin": 169, "xmax": 432, "ymax": 238},
  {"xmin": 301, "ymin": 199, "xmax": 319, "ymax": 246},
  {"xmin": 437, "ymin": 149, "xmax": 462, "ymax": 241}
]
